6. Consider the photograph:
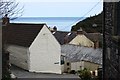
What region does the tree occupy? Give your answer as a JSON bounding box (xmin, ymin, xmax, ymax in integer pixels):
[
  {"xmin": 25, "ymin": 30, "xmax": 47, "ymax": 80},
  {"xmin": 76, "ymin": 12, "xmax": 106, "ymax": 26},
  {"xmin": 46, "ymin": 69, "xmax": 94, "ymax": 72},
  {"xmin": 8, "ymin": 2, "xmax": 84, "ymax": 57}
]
[
  {"xmin": 1, "ymin": 0, "xmax": 23, "ymax": 79},
  {"xmin": 0, "ymin": 0, "xmax": 24, "ymax": 19}
]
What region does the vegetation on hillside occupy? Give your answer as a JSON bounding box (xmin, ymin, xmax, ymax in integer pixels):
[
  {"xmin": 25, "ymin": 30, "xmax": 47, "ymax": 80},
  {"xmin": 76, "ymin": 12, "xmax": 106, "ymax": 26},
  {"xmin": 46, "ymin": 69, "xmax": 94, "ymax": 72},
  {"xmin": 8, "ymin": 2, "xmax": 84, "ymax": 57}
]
[{"xmin": 71, "ymin": 12, "xmax": 103, "ymax": 33}]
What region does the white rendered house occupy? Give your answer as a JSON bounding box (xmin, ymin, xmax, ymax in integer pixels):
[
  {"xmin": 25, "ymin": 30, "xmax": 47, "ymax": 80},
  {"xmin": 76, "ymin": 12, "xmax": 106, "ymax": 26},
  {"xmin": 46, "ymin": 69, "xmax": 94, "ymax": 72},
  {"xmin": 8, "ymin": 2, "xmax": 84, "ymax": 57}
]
[
  {"xmin": 69, "ymin": 28, "xmax": 94, "ymax": 47},
  {"xmin": 5, "ymin": 23, "xmax": 61, "ymax": 74},
  {"xmin": 69, "ymin": 34, "xmax": 94, "ymax": 47}
]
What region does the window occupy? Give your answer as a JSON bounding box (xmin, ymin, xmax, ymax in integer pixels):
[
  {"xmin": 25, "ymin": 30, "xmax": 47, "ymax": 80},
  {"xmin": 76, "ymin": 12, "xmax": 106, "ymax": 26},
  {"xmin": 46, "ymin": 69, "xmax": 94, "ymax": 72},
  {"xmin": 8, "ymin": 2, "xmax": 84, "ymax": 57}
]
[
  {"xmin": 67, "ymin": 62, "xmax": 70, "ymax": 66},
  {"xmin": 61, "ymin": 55, "xmax": 65, "ymax": 65},
  {"xmin": 61, "ymin": 60, "xmax": 64, "ymax": 65}
]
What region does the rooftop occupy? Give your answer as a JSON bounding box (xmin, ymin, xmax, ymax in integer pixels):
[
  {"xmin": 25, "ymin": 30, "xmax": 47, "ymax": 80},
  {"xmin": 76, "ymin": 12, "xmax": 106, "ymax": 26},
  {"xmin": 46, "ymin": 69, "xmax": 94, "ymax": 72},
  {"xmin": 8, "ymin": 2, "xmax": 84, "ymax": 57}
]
[
  {"xmin": 61, "ymin": 44, "xmax": 102, "ymax": 65},
  {"xmin": 3, "ymin": 23, "xmax": 45, "ymax": 47}
]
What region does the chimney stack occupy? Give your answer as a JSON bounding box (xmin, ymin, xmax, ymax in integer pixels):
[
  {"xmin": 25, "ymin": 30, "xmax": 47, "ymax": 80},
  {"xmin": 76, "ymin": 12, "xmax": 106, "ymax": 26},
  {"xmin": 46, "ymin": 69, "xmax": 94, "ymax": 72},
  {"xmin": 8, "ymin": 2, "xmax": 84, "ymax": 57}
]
[
  {"xmin": 94, "ymin": 40, "xmax": 99, "ymax": 49},
  {"xmin": 53, "ymin": 26, "xmax": 57, "ymax": 31},
  {"xmin": 77, "ymin": 27, "xmax": 83, "ymax": 35},
  {"xmin": 2, "ymin": 14, "xmax": 9, "ymax": 26},
  {"xmin": 64, "ymin": 35, "xmax": 69, "ymax": 44}
]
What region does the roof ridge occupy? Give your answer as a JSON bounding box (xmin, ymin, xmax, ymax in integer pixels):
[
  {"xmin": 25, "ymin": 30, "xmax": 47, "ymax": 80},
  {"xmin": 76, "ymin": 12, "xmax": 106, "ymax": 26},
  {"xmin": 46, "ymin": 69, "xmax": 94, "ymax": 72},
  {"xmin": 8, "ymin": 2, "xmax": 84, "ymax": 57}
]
[{"xmin": 9, "ymin": 23, "xmax": 46, "ymax": 25}]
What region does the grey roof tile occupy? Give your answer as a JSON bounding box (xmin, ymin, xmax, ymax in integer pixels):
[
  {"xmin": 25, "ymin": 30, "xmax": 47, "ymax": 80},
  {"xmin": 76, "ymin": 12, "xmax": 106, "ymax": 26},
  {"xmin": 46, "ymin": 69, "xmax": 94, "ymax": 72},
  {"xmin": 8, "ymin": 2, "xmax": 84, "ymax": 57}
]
[
  {"xmin": 61, "ymin": 44, "xmax": 102, "ymax": 64},
  {"xmin": 53, "ymin": 31, "xmax": 69, "ymax": 45}
]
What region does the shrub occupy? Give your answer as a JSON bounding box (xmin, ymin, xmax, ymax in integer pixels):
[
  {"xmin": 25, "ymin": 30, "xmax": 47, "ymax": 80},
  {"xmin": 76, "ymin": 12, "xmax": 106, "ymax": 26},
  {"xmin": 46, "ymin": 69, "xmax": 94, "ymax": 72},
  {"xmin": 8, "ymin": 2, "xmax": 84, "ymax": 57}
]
[{"xmin": 78, "ymin": 68, "xmax": 92, "ymax": 80}]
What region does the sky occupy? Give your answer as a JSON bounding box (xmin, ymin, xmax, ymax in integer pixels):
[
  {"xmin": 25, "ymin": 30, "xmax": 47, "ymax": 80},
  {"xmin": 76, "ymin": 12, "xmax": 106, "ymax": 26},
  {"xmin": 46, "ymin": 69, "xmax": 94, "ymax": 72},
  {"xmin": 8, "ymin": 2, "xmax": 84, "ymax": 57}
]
[{"xmin": 16, "ymin": 0, "xmax": 103, "ymax": 17}]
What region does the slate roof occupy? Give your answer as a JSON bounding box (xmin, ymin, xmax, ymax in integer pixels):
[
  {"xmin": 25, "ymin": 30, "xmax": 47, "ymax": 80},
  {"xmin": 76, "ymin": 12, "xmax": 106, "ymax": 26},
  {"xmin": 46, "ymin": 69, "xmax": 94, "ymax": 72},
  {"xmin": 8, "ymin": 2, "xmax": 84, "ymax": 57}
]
[
  {"xmin": 68, "ymin": 32, "xmax": 103, "ymax": 43},
  {"xmin": 53, "ymin": 31, "xmax": 69, "ymax": 45},
  {"xmin": 53, "ymin": 31, "xmax": 80, "ymax": 45},
  {"xmin": 68, "ymin": 31, "xmax": 87, "ymax": 42},
  {"xmin": 53, "ymin": 31, "xmax": 79, "ymax": 45},
  {"xmin": 67, "ymin": 32, "xmax": 76, "ymax": 42},
  {"xmin": 3, "ymin": 23, "xmax": 45, "ymax": 47},
  {"xmin": 53, "ymin": 30, "xmax": 102, "ymax": 45},
  {"xmin": 61, "ymin": 44, "xmax": 102, "ymax": 65},
  {"xmin": 85, "ymin": 33, "xmax": 103, "ymax": 42}
]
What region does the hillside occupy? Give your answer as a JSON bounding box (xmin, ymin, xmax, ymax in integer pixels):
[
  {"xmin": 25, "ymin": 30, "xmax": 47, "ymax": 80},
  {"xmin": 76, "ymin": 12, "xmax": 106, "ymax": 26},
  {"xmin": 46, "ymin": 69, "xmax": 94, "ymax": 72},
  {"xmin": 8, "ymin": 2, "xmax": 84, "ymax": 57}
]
[{"xmin": 71, "ymin": 12, "xmax": 103, "ymax": 33}]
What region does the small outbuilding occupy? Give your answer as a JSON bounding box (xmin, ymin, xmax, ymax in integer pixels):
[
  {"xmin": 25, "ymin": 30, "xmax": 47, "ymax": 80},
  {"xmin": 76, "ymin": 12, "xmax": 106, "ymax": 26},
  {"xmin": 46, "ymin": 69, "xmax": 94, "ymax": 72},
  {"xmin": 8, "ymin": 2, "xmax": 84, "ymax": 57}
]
[{"xmin": 61, "ymin": 44, "xmax": 102, "ymax": 72}]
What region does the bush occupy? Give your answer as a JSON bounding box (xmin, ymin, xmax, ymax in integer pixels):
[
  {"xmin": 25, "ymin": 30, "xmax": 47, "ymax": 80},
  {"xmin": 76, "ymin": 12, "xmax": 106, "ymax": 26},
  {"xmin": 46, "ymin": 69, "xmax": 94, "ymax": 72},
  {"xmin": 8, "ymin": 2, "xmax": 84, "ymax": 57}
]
[{"xmin": 78, "ymin": 68, "xmax": 92, "ymax": 80}]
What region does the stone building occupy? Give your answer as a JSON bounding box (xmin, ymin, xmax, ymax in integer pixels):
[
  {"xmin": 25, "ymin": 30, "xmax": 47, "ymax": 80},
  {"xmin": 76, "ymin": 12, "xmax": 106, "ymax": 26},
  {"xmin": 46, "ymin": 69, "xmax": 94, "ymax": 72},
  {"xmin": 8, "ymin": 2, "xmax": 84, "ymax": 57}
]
[{"xmin": 103, "ymin": 2, "xmax": 120, "ymax": 80}]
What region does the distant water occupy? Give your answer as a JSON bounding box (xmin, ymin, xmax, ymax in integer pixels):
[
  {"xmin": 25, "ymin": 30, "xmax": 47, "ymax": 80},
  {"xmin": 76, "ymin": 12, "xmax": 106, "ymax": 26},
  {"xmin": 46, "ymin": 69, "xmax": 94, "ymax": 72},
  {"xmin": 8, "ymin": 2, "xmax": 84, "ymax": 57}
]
[{"xmin": 11, "ymin": 17, "xmax": 86, "ymax": 31}]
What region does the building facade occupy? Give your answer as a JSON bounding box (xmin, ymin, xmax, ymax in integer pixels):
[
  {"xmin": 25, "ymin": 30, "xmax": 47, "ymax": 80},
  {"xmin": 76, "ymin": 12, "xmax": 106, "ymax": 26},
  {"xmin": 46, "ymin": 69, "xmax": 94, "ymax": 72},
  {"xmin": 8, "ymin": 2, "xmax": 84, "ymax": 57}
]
[
  {"xmin": 3, "ymin": 23, "xmax": 62, "ymax": 74},
  {"xmin": 61, "ymin": 44, "xmax": 102, "ymax": 73},
  {"xmin": 103, "ymin": 2, "xmax": 120, "ymax": 80},
  {"xmin": 71, "ymin": 61, "xmax": 100, "ymax": 72}
]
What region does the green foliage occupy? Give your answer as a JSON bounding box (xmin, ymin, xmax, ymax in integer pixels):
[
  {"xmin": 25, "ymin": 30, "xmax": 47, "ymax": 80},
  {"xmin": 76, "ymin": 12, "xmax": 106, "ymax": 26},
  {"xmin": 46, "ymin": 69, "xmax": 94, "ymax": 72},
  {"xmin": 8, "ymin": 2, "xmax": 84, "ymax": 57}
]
[
  {"xmin": 78, "ymin": 68, "xmax": 91, "ymax": 80},
  {"xmin": 78, "ymin": 68, "xmax": 99, "ymax": 80},
  {"xmin": 71, "ymin": 12, "xmax": 103, "ymax": 33}
]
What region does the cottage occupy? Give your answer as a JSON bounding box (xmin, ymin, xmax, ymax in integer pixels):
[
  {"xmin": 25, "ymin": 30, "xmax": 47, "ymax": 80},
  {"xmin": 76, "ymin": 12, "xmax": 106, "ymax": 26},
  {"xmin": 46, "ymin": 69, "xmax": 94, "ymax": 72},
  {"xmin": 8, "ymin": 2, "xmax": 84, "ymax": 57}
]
[
  {"xmin": 69, "ymin": 35, "xmax": 94, "ymax": 47},
  {"xmin": 61, "ymin": 44, "xmax": 102, "ymax": 72},
  {"xmin": 52, "ymin": 27, "xmax": 102, "ymax": 48},
  {"xmin": 3, "ymin": 23, "xmax": 62, "ymax": 74},
  {"xmin": 69, "ymin": 28, "xmax": 94, "ymax": 47},
  {"xmin": 71, "ymin": 60, "xmax": 100, "ymax": 71}
]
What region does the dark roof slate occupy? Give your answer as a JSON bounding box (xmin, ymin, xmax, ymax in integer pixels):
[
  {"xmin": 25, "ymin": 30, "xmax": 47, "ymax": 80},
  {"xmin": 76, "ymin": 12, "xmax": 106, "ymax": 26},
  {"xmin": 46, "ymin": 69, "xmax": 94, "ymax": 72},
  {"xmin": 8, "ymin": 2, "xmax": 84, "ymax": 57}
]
[
  {"xmin": 67, "ymin": 31, "xmax": 87, "ymax": 42},
  {"xmin": 3, "ymin": 23, "xmax": 44, "ymax": 47},
  {"xmin": 53, "ymin": 30, "xmax": 102, "ymax": 45},
  {"xmin": 53, "ymin": 31, "xmax": 69, "ymax": 45},
  {"xmin": 85, "ymin": 33, "xmax": 103, "ymax": 42},
  {"xmin": 67, "ymin": 32, "xmax": 76, "ymax": 42}
]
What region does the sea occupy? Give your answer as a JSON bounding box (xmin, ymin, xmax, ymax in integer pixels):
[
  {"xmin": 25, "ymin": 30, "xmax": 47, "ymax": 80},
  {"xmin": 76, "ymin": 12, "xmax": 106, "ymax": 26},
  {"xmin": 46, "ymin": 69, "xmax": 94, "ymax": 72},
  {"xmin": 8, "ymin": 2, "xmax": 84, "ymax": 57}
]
[{"xmin": 10, "ymin": 17, "xmax": 86, "ymax": 31}]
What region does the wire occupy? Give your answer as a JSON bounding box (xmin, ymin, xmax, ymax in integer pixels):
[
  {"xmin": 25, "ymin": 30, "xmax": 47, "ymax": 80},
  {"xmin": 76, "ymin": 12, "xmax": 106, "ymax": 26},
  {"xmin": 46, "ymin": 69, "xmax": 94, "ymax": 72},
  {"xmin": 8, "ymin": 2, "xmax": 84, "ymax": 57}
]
[{"xmin": 59, "ymin": 0, "xmax": 102, "ymax": 31}]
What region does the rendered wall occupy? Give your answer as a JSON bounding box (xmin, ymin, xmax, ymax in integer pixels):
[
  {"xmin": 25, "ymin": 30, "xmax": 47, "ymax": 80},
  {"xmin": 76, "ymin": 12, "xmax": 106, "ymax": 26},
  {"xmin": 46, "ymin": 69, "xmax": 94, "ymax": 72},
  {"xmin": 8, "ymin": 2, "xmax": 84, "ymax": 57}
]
[
  {"xmin": 69, "ymin": 35, "xmax": 94, "ymax": 47},
  {"xmin": 29, "ymin": 25, "xmax": 61, "ymax": 74},
  {"xmin": 71, "ymin": 61, "xmax": 84, "ymax": 71},
  {"xmin": 71, "ymin": 61, "xmax": 100, "ymax": 71},
  {"xmin": 7, "ymin": 45, "xmax": 29, "ymax": 70},
  {"xmin": 84, "ymin": 61, "xmax": 100, "ymax": 71}
]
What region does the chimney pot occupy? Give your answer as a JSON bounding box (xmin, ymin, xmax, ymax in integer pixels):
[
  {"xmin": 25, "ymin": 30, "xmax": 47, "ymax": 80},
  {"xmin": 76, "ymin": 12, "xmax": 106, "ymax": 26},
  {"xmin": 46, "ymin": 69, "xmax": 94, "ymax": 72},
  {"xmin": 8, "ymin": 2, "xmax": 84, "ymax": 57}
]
[
  {"xmin": 2, "ymin": 14, "xmax": 9, "ymax": 26},
  {"xmin": 53, "ymin": 26, "xmax": 57, "ymax": 31},
  {"xmin": 77, "ymin": 27, "xmax": 83, "ymax": 35}
]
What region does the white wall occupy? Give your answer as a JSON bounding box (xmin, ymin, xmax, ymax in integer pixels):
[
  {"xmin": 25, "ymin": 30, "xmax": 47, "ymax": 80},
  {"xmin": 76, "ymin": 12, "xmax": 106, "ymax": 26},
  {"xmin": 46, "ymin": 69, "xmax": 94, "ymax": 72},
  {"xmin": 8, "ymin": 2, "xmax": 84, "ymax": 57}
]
[
  {"xmin": 71, "ymin": 61, "xmax": 84, "ymax": 71},
  {"xmin": 7, "ymin": 45, "xmax": 29, "ymax": 70},
  {"xmin": 29, "ymin": 25, "xmax": 61, "ymax": 74},
  {"xmin": 0, "ymin": 23, "xmax": 2, "ymax": 80},
  {"xmin": 61, "ymin": 65, "xmax": 64, "ymax": 73},
  {"xmin": 71, "ymin": 61, "xmax": 100, "ymax": 71},
  {"xmin": 84, "ymin": 61, "xmax": 100, "ymax": 71},
  {"xmin": 69, "ymin": 35, "xmax": 94, "ymax": 47}
]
